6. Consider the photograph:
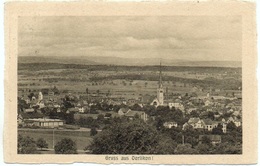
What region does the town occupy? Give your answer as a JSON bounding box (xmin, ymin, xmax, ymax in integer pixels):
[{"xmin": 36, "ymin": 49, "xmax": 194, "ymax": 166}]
[{"xmin": 17, "ymin": 62, "xmax": 242, "ymax": 154}]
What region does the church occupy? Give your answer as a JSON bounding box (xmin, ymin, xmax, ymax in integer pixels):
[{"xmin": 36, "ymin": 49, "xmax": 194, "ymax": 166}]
[{"xmin": 151, "ymin": 62, "xmax": 165, "ymax": 107}]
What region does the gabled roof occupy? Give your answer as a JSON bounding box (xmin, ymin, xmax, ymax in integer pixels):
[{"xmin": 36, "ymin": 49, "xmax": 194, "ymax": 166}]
[
  {"xmin": 188, "ymin": 118, "xmax": 200, "ymax": 124},
  {"xmin": 119, "ymin": 107, "xmax": 131, "ymax": 113},
  {"xmin": 202, "ymin": 119, "xmax": 214, "ymax": 125}
]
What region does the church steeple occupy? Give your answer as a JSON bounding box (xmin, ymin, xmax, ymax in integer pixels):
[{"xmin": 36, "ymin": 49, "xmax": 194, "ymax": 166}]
[
  {"xmin": 159, "ymin": 60, "xmax": 162, "ymax": 88},
  {"xmin": 157, "ymin": 60, "xmax": 164, "ymax": 106}
]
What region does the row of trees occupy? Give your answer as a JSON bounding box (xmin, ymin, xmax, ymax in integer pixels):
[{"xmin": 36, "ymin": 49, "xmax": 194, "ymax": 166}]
[
  {"xmin": 18, "ymin": 135, "xmax": 48, "ymax": 154},
  {"xmin": 18, "ymin": 135, "xmax": 78, "ymax": 154}
]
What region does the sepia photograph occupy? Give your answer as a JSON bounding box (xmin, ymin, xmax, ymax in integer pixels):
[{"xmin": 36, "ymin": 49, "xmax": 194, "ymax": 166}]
[
  {"xmin": 4, "ymin": 1, "xmax": 257, "ymax": 164},
  {"xmin": 17, "ymin": 15, "xmax": 242, "ymax": 155}
]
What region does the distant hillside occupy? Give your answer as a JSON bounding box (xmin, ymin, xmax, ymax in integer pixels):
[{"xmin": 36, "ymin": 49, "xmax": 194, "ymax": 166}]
[
  {"xmin": 86, "ymin": 56, "xmax": 241, "ymax": 68},
  {"xmin": 18, "ymin": 56, "xmax": 98, "ymax": 65},
  {"xmin": 18, "ymin": 56, "xmax": 241, "ymax": 68}
]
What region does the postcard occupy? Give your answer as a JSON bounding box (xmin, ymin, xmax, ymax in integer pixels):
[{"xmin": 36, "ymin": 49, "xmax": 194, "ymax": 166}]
[{"xmin": 4, "ymin": 1, "xmax": 257, "ymax": 164}]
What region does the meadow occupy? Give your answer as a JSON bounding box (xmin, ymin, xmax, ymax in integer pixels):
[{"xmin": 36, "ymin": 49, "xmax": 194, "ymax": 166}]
[{"xmin": 18, "ymin": 129, "xmax": 93, "ymax": 151}]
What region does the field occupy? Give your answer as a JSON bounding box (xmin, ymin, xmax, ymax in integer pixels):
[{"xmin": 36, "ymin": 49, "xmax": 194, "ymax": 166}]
[
  {"xmin": 18, "ymin": 63, "xmax": 242, "ymax": 100},
  {"xmin": 18, "ymin": 129, "xmax": 93, "ymax": 151}
]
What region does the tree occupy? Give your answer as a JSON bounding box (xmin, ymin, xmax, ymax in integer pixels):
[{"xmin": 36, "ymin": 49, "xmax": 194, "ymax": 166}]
[
  {"xmin": 28, "ymin": 93, "xmax": 35, "ymax": 100},
  {"xmin": 207, "ymin": 111, "xmax": 215, "ymax": 120},
  {"xmin": 227, "ymin": 121, "xmax": 237, "ymax": 132},
  {"xmin": 87, "ymin": 119, "xmax": 169, "ymax": 154},
  {"xmin": 90, "ymin": 127, "xmax": 98, "ymax": 136},
  {"xmin": 155, "ymin": 117, "xmax": 164, "ymax": 130},
  {"xmin": 156, "ymin": 136, "xmax": 177, "ymax": 154},
  {"xmin": 185, "ymin": 136, "xmax": 198, "ymax": 147},
  {"xmin": 212, "ymin": 124, "xmax": 223, "ymax": 135},
  {"xmin": 212, "ymin": 142, "xmax": 242, "ymax": 154},
  {"xmin": 196, "ymin": 143, "xmax": 209, "ymax": 154},
  {"xmin": 52, "ymin": 86, "xmax": 60, "ymax": 95},
  {"xmin": 54, "ymin": 138, "xmax": 77, "ymax": 154},
  {"xmin": 145, "ymin": 82, "xmax": 148, "ymax": 87},
  {"xmin": 190, "ymin": 110, "xmax": 199, "ymax": 118},
  {"xmin": 174, "ymin": 143, "xmax": 198, "ymax": 154},
  {"xmin": 201, "ymin": 135, "xmax": 211, "ymax": 145},
  {"xmin": 130, "ymin": 103, "xmax": 142, "ymax": 111},
  {"xmin": 36, "ymin": 138, "xmax": 48, "ymax": 150},
  {"xmin": 18, "ymin": 135, "xmax": 38, "ymax": 154}
]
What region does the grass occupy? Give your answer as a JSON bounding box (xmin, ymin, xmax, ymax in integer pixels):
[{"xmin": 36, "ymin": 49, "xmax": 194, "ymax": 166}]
[{"xmin": 18, "ymin": 129, "xmax": 93, "ymax": 150}]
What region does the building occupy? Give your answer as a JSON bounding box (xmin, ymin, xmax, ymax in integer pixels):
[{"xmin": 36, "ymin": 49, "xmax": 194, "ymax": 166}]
[
  {"xmin": 203, "ymin": 119, "xmax": 219, "ymax": 131},
  {"xmin": 24, "ymin": 108, "xmax": 35, "ymax": 113},
  {"xmin": 118, "ymin": 107, "xmax": 148, "ymax": 121},
  {"xmin": 151, "ymin": 61, "xmax": 164, "ymax": 107},
  {"xmin": 23, "ymin": 118, "xmax": 64, "ymax": 128},
  {"xmin": 38, "ymin": 91, "xmax": 43, "ymax": 101},
  {"xmin": 168, "ymin": 102, "xmax": 184, "ymax": 111},
  {"xmin": 186, "ymin": 118, "xmax": 204, "ymax": 129},
  {"xmin": 184, "ymin": 118, "xmax": 227, "ymax": 133},
  {"xmin": 163, "ymin": 121, "xmax": 178, "ymax": 128}
]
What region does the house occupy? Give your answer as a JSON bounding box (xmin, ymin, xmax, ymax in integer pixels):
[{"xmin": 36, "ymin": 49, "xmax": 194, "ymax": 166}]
[
  {"xmin": 234, "ymin": 119, "xmax": 242, "ymax": 127},
  {"xmin": 202, "ymin": 119, "xmax": 218, "ymax": 131},
  {"xmin": 124, "ymin": 111, "xmax": 148, "ymax": 121},
  {"xmin": 23, "ymin": 118, "xmax": 64, "ymax": 128},
  {"xmin": 163, "ymin": 121, "xmax": 178, "ymax": 128},
  {"xmin": 185, "ymin": 118, "xmax": 227, "ymax": 133},
  {"xmin": 199, "ymin": 135, "xmax": 221, "ymax": 145},
  {"xmin": 127, "ymin": 99, "xmax": 138, "ymax": 105},
  {"xmin": 24, "ymin": 108, "xmax": 35, "ymax": 113},
  {"xmin": 204, "ymin": 100, "xmax": 212, "ymax": 106},
  {"xmin": 78, "ymin": 106, "xmax": 89, "ymax": 113},
  {"xmin": 187, "ymin": 118, "xmax": 204, "ymax": 129},
  {"xmin": 118, "ymin": 107, "xmax": 131, "ymax": 116},
  {"xmin": 182, "ymin": 122, "xmax": 193, "ymax": 130},
  {"xmin": 168, "ymin": 102, "xmax": 184, "ymax": 111},
  {"xmin": 187, "ymin": 108, "xmax": 197, "ymax": 114},
  {"xmin": 118, "ymin": 108, "xmax": 148, "ymax": 121},
  {"xmin": 38, "ymin": 101, "xmax": 45, "ymax": 109}
]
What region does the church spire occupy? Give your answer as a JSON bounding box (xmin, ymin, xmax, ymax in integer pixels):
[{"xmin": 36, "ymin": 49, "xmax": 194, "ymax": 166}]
[{"xmin": 159, "ymin": 60, "xmax": 162, "ymax": 88}]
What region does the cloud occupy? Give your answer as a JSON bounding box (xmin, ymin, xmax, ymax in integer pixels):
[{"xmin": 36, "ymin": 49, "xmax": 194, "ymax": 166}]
[{"xmin": 18, "ymin": 16, "xmax": 242, "ymax": 61}]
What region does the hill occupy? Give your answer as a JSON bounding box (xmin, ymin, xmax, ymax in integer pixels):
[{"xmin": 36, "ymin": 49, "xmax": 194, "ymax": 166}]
[{"xmin": 18, "ymin": 56, "xmax": 241, "ymax": 68}]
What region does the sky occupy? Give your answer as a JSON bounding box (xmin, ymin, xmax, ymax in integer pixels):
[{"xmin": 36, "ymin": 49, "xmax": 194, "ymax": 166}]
[{"xmin": 18, "ymin": 16, "xmax": 242, "ymax": 61}]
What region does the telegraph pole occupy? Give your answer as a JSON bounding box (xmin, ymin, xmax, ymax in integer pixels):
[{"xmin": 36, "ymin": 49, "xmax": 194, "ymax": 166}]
[{"xmin": 52, "ymin": 128, "xmax": 55, "ymax": 149}]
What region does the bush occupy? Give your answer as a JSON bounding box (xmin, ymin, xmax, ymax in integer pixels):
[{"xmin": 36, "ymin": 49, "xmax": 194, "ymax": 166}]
[
  {"xmin": 18, "ymin": 135, "xmax": 39, "ymax": 154},
  {"xmin": 36, "ymin": 138, "xmax": 48, "ymax": 150},
  {"xmin": 54, "ymin": 138, "xmax": 77, "ymax": 154}
]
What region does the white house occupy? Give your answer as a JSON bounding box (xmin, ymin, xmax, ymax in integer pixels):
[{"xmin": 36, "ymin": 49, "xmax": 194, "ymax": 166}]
[
  {"xmin": 24, "ymin": 118, "xmax": 64, "ymax": 128},
  {"xmin": 163, "ymin": 121, "xmax": 178, "ymax": 128}
]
